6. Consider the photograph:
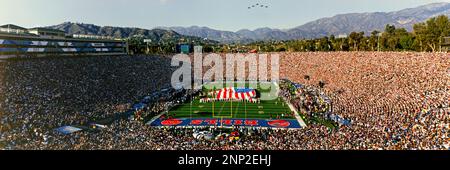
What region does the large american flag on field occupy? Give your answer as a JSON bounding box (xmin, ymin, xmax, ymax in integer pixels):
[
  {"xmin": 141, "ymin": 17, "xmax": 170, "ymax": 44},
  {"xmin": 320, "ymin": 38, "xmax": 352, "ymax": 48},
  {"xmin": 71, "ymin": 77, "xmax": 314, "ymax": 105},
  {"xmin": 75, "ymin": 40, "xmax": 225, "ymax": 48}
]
[{"xmin": 211, "ymin": 87, "xmax": 256, "ymax": 101}]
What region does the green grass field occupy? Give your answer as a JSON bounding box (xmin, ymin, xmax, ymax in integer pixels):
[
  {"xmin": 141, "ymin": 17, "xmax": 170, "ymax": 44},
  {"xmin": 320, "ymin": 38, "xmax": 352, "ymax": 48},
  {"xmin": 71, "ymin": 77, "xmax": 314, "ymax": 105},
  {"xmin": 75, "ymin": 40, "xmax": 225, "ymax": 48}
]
[
  {"xmin": 167, "ymin": 97, "xmax": 294, "ymax": 119},
  {"xmin": 166, "ymin": 82, "xmax": 295, "ymax": 119}
]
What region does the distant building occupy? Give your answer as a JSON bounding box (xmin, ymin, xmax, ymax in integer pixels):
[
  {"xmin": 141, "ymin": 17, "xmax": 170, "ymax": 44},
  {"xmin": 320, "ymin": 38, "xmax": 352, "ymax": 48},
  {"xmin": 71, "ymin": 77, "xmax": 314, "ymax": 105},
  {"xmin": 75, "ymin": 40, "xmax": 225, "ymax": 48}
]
[
  {"xmin": 176, "ymin": 44, "xmax": 192, "ymax": 54},
  {"xmin": 180, "ymin": 44, "xmax": 190, "ymax": 54},
  {"xmin": 337, "ymin": 34, "xmax": 348, "ymax": 39},
  {"xmin": 442, "ymin": 37, "xmax": 450, "ymax": 52}
]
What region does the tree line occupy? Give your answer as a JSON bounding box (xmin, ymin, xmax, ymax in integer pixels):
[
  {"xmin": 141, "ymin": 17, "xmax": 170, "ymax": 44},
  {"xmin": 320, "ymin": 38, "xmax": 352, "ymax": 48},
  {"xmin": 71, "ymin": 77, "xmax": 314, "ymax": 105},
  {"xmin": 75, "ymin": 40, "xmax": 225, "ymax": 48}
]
[
  {"xmin": 244, "ymin": 15, "xmax": 450, "ymax": 53},
  {"xmin": 127, "ymin": 15, "xmax": 450, "ymax": 54}
]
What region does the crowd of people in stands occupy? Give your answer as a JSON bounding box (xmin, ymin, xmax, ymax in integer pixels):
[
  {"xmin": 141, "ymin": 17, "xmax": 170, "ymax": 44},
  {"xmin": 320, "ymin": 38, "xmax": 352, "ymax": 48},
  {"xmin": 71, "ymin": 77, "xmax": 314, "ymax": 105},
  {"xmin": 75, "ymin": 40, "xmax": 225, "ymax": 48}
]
[
  {"xmin": 0, "ymin": 52, "xmax": 448, "ymax": 150},
  {"xmin": 281, "ymin": 52, "xmax": 449, "ymax": 150},
  {"xmin": 0, "ymin": 55, "xmax": 175, "ymax": 148}
]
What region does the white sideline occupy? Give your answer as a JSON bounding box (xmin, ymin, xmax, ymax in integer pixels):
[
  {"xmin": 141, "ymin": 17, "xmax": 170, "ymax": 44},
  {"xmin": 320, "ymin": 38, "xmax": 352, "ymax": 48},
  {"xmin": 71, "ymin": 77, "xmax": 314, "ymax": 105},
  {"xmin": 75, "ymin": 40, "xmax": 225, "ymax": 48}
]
[
  {"xmin": 146, "ymin": 111, "xmax": 167, "ymax": 125},
  {"xmin": 286, "ymin": 102, "xmax": 307, "ymax": 128},
  {"xmin": 274, "ymin": 82, "xmax": 307, "ymax": 128}
]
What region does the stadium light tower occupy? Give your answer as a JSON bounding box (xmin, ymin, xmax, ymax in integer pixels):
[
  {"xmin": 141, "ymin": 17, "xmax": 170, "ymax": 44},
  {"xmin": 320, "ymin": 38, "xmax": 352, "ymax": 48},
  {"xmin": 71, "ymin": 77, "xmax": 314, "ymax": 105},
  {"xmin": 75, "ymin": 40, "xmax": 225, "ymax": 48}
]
[
  {"xmin": 144, "ymin": 39, "xmax": 152, "ymax": 54},
  {"xmin": 377, "ymin": 32, "xmax": 383, "ymax": 52}
]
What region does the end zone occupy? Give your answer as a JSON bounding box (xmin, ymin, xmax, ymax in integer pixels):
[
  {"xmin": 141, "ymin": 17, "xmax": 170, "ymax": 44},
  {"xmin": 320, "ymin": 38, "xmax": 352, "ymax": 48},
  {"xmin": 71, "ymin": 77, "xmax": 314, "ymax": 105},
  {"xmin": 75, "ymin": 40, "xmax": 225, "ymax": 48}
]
[{"xmin": 148, "ymin": 118, "xmax": 302, "ymax": 129}]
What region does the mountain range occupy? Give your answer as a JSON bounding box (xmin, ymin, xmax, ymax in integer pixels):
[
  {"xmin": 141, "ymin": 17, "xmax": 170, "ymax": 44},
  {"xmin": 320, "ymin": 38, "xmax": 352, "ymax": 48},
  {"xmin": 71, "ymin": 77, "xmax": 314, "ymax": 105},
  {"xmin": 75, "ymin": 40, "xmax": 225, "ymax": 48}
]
[
  {"xmin": 45, "ymin": 2, "xmax": 450, "ymax": 43},
  {"xmin": 47, "ymin": 22, "xmax": 217, "ymax": 44},
  {"xmin": 161, "ymin": 2, "xmax": 450, "ymax": 43}
]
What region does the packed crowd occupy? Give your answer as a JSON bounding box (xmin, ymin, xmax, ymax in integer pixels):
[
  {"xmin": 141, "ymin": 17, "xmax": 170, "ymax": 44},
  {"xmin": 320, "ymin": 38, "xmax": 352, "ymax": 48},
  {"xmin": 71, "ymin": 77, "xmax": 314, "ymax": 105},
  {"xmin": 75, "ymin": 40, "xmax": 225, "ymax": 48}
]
[
  {"xmin": 0, "ymin": 52, "xmax": 448, "ymax": 150},
  {"xmin": 281, "ymin": 52, "xmax": 449, "ymax": 149},
  {"xmin": 0, "ymin": 55, "xmax": 176, "ymax": 148}
]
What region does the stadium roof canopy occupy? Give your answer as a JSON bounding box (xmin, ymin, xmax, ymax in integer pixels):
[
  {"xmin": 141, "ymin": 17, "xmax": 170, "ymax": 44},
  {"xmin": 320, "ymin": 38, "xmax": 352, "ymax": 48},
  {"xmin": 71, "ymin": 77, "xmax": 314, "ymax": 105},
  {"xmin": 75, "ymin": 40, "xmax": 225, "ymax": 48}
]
[
  {"xmin": 28, "ymin": 27, "xmax": 66, "ymax": 37},
  {"xmin": 28, "ymin": 27, "xmax": 65, "ymax": 33},
  {"xmin": 0, "ymin": 24, "xmax": 27, "ymax": 31}
]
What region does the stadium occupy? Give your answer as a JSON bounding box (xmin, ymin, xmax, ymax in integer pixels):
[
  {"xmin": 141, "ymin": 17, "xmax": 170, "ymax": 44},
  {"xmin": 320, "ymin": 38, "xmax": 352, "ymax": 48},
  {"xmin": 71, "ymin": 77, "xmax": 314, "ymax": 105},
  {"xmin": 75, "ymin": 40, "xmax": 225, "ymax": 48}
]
[
  {"xmin": 0, "ymin": 1, "xmax": 449, "ymax": 152},
  {"xmin": 2, "ymin": 50, "xmax": 447, "ymax": 150}
]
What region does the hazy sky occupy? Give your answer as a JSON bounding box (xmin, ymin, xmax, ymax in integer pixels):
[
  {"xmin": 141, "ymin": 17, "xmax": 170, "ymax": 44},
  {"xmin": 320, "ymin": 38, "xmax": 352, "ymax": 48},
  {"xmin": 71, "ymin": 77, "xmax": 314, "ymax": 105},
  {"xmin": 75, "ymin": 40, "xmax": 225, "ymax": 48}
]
[{"xmin": 0, "ymin": 0, "xmax": 448, "ymax": 31}]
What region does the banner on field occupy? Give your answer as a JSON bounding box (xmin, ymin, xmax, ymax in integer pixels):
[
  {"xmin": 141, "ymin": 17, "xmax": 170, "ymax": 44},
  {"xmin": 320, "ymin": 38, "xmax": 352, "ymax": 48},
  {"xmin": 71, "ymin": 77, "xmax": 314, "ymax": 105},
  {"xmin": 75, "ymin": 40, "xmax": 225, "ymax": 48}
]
[{"xmin": 149, "ymin": 118, "xmax": 302, "ymax": 128}]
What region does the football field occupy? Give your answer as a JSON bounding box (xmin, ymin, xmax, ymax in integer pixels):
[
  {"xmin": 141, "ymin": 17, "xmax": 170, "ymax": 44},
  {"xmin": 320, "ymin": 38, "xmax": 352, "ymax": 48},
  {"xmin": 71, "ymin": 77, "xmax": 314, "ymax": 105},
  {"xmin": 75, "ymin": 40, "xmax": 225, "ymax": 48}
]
[
  {"xmin": 164, "ymin": 81, "xmax": 295, "ymax": 119},
  {"xmin": 167, "ymin": 97, "xmax": 294, "ymax": 119}
]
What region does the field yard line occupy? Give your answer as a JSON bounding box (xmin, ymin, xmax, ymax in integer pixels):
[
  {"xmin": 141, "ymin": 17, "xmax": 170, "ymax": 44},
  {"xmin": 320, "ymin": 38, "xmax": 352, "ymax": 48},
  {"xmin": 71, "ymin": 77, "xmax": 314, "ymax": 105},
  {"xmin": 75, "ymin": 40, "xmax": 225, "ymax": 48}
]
[
  {"xmin": 217, "ymin": 101, "xmax": 226, "ymax": 116},
  {"xmin": 234, "ymin": 102, "xmax": 240, "ymax": 118},
  {"xmin": 274, "ymin": 82, "xmax": 307, "ymax": 128},
  {"xmin": 245, "ymin": 101, "xmax": 247, "ymax": 119}
]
